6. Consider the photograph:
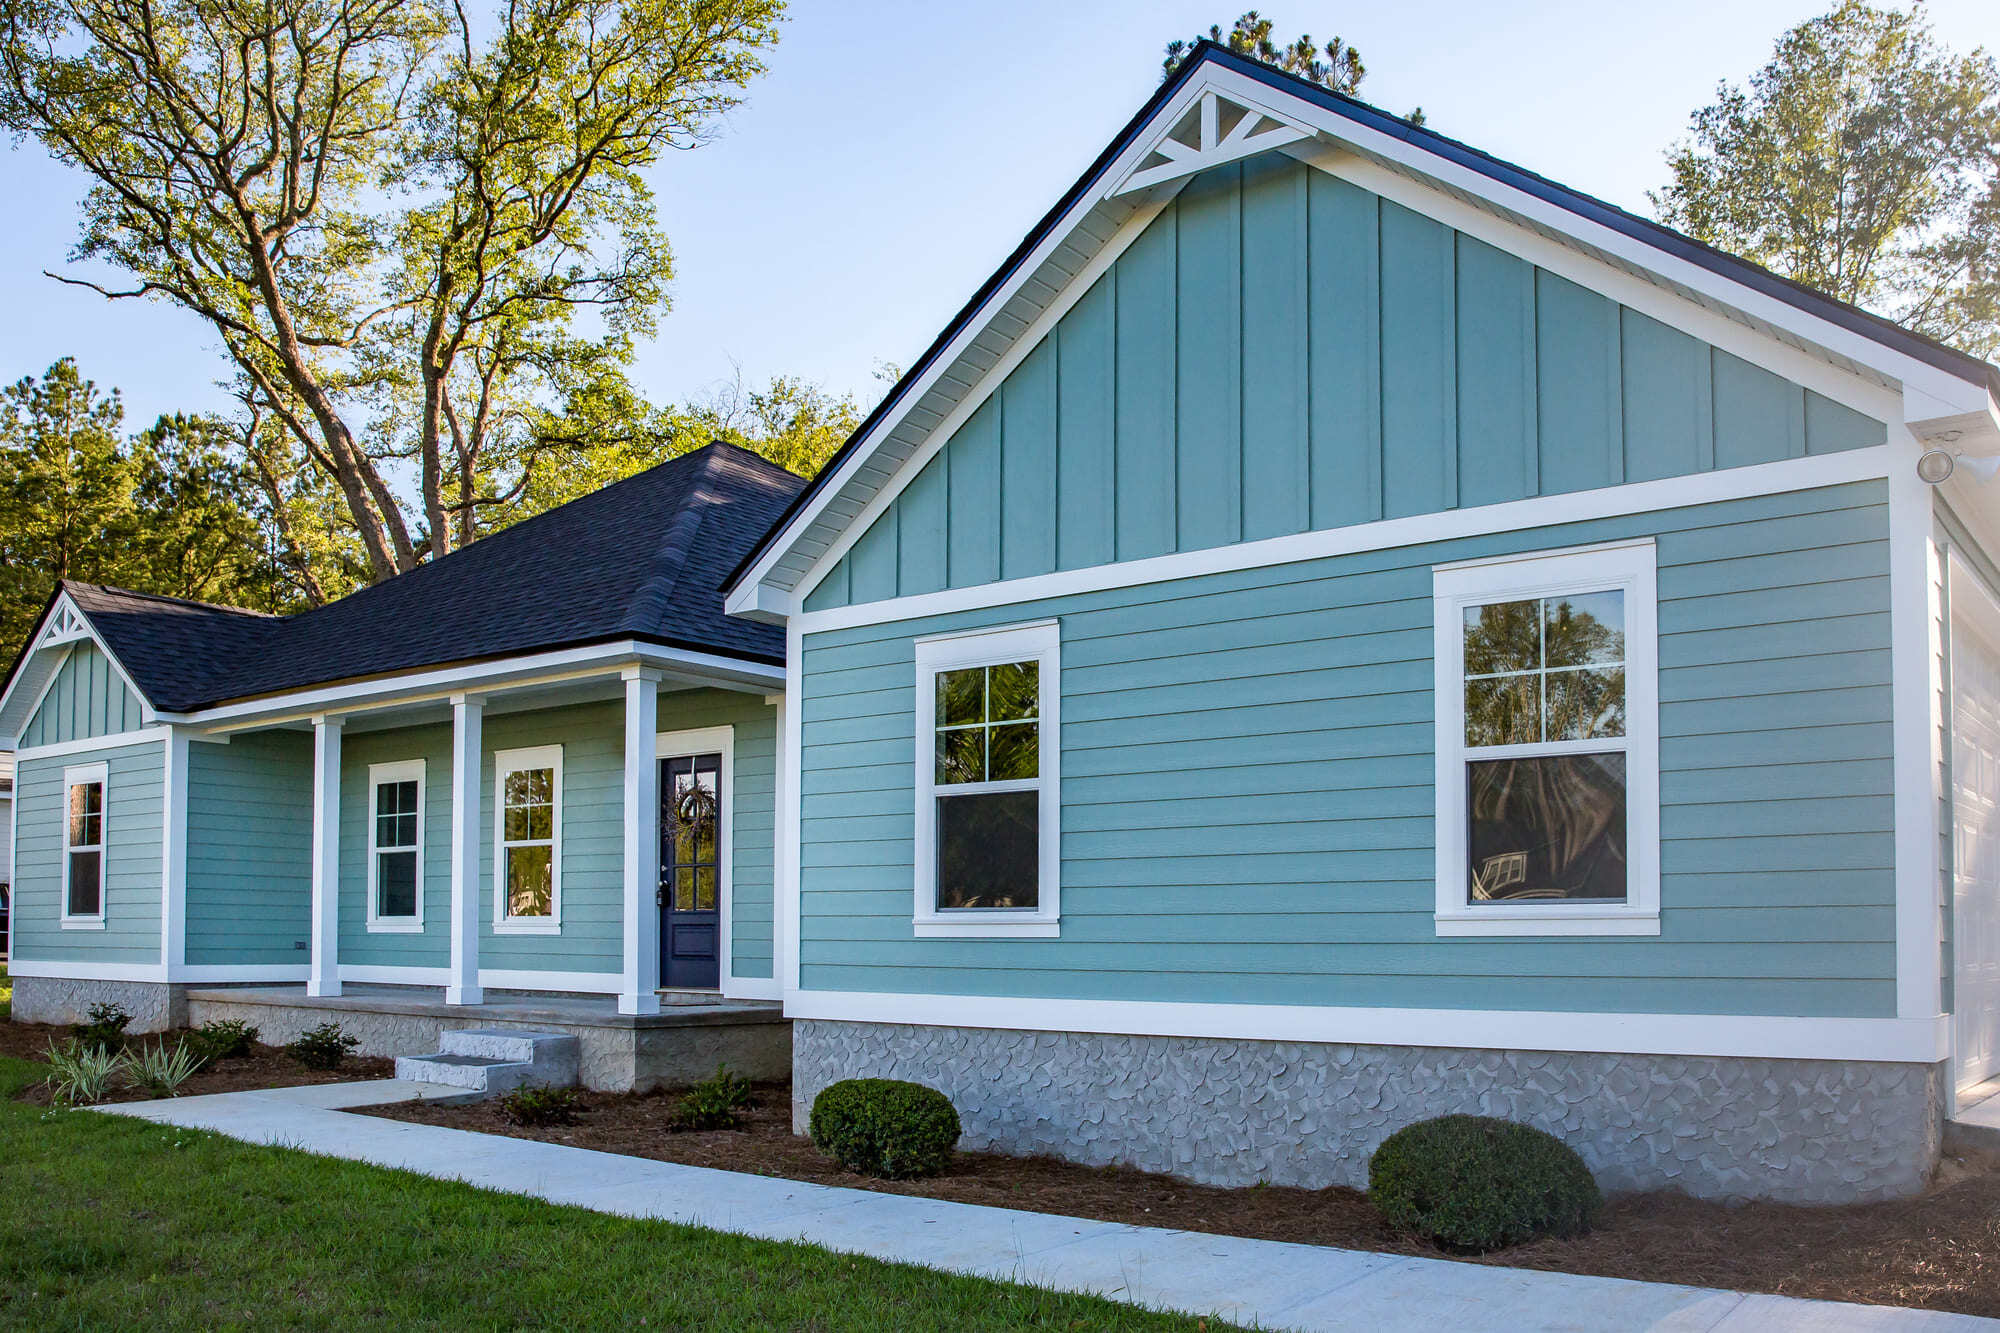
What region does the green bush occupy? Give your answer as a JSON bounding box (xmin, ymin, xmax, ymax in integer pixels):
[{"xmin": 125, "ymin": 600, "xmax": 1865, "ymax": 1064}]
[
  {"xmin": 499, "ymin": 1084, "xmax": 581, "ymax": 1127},
  {"xmin": 284, "ymin": 1022, "xmax": 359, "ymax": 1071},
  {"xmin": 126, "ymin": 1039, "xmax": 205, "ymax": 1098},
  {"xmin": 73, "ymin": 1002, "xmax": 133, "ymax": 1054},
  {"xmin": 1368, "ymin": 1114, "xmax": 1602, "ymax": 1252},
  {"xmin": 187, "ymin": 1019, "xmax": 260, "ymax": 1063},
  {"xmin": 808, "ymin": 1078, "xmax": 961, "ymax": 1179},
  {"xmin": 673, "ymin": 1064, "xmax": 754, "ymax": 1130},
  {"xmin": 43, "ymin": 1038, "xmax": 122, "ymax": 1106}
]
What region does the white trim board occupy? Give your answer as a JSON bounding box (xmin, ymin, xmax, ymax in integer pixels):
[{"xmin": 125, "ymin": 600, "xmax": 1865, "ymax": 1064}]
[
  {"xmin": 792, "ymin": 446, "xmax": 1894, "ymax": 637},
  {"xmin": 14, "ymin": 727, "xmax": 170, "ymax": 762},
  {"xmin": 786, "ymin": 989, "xmax": 1950, "ymax": 1065}
]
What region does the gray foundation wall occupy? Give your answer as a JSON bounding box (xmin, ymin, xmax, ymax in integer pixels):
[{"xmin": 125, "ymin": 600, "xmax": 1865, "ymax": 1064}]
[
  {"xmin": 793, "ymin": 1019, "xmax": 1946, "ymax": 1205},
  {"xmin": 12, "ymin": 976, "xmax": 186, "ymax": 1031}
]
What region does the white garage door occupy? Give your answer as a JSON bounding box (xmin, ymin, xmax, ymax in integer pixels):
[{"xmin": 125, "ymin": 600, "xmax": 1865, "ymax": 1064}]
[{"xmin": 1954, "ymin": 587, "xmax": 2000, "ymax": 1095}]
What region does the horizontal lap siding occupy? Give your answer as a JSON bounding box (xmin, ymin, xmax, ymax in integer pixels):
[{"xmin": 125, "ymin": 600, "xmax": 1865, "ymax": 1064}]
[
  {"xmin": 186, "ymin": 732, "xmax": 313, "ymax": 965},
  {"xmin": 340, "ymin": 723, "xmax": 454, "ymax": 968},
  {"xmin": 661, "ymin": 689, "xmax": 779, "ymax": 982},
  {"xmin": 798, "ymin": 481, "xmax": 1895, "ymax": 1018},
  {"xmin": 11, "ymin": 740, "xmax": 163, "ymax": 963},
  {"xmin": 22, "ymin": 643, "xmax": 143, "ymax": 746},
  {"xmin": 803, "ymin": 161, "xmax": 1888, "ymax": 613}
]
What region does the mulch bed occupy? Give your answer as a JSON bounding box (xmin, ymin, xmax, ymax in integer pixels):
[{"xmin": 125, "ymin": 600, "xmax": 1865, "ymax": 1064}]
[
  {"xmin": 2, "ymin": 1019, "xmax": 395, "ymax": 1104},
  {"xmin": 364, "ymin": 1079, "xmax": 2000, "ymax": 1318}
]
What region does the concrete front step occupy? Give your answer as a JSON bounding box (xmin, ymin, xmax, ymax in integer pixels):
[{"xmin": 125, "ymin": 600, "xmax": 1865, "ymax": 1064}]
[{"xmin": 394, "ymin": 1028, "xmax": 580, "ymax": 1096}]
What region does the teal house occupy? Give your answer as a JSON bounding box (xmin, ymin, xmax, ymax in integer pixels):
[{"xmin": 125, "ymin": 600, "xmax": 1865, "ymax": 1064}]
[
  {"xmin": 0, "ymin": 444, "xmax": 800, "ymax": 1088},
  {"xmin": 726, "ymin": 45, "xmax": 2000, "ymax": 1203}
]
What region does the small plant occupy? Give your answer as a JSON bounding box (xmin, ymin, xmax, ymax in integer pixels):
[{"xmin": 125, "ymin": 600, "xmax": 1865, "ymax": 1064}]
[
  {"xmin": 500, "ymin": 1084, "xmax": 582, "ymax": 1127},
  {"xmin": 73, "ymin": 1002, "xmax": 133, "ymax": 1054},
  {"xmin": 187, "ymin": 1019, "xmax": 260, "ymax": 1063},
  {"xmin": 126, "ymin": 1039, "xmax": 205, "ymax": 1098},
  {"xmin": 284, "ymin": 1022, "xmax": 360, "ymax": 1071},
  {"xmin": 809, "ymin": 1078, "xmax": 961, "ymax": 1179},
  {"xmin": 1368, "ymin": 1114, "xmax": 1602, "ymax": 1253},
  {"xmin": 673, "ymin": 1064, "xmax": 755, "ymax": 1131},
  {"xmin": 43, "ymin": 1038, "xmax": 122, "ymax": 1106}
]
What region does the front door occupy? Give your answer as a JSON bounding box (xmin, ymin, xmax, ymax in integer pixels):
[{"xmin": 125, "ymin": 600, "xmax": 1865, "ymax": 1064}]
[{"xmin": 660, "ymin": 752, "xmax": 722, "ymax": 989}]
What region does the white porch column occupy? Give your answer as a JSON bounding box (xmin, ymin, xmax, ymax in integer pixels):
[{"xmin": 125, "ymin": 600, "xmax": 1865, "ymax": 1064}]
[
  {"xmin": 448, "ymin": 694, "xmax": 485, "ymax": 1005},
  {"xmin": 620, "ymin": 667, "xmax": 662, "ymax": 1016},
  {"xmin": 307, "ymin": 714, "xmax": 343, "ymax": 997}
]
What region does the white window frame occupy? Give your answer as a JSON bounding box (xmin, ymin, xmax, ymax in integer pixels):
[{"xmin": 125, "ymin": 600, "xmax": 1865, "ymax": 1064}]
[
  {"xmin": 1432, "ymin": 539, "xmax": 1660, "ymax": 937},
  {"xmin": 365, "ymin": 759, "xmax": 426, "ymax": 933},
  {"xmin": 493, "ymin": 743, "xmax": 563, "ymax": 934},
  {"xmin": 60, "ymin": 760, "xmax": 107, "ymax": 929},
  {"xmin": 913, "ymin": 619, "xmax": 1061, "ymax": 938}
]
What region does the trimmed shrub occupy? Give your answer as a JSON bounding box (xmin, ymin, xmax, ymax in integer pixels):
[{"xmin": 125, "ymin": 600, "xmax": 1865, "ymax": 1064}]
[
  {"xmin": 187, "ymin": 1019, "xmax": 260, "ymax": 1063},
  {"xmin": 284, "ymin": 1022, "xmax": 359, "ymax": 1071},
  {"xmin": 1368, "ymin": 1114, "xmax": 1602, "ymax": 1252},
  {"xmin": 74, "ymin": 1003, "xmax": 133, "ymax": 1054},
  {"xmin": 499, "ymin": 1084, "xmax": 581, "ymax": 1127},
  {"xmin": 808, "ymin": 1078, "xmax": 960, "ymax": 1179},
  {"xmin": 673, "ymin": 1064, "xmax": 755, "ymax": 1131}
]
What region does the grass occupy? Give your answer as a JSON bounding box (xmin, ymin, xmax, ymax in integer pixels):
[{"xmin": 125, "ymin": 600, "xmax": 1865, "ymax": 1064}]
[{"xmin": 0, "ymin": 1054, "xmax": 1226, "ymax": 1331}]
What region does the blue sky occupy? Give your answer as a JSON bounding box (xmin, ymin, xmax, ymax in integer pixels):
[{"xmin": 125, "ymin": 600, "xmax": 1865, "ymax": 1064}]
[{"xmin": 2, "ymin": 0, "xmax": 1996, "ymax": 429}]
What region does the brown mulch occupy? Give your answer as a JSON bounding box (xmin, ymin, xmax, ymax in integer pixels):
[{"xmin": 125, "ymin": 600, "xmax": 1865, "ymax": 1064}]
[
  {"xmin": 362, "ymin": 1079, "xmax": 2000, "ymax": 1318},
  {"xmin": 2, "ymin": 1019, "xmax": 395, "ymax": 1104}
]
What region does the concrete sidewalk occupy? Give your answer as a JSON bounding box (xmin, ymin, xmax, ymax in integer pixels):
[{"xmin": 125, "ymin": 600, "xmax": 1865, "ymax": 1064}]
[{"xmin": 101, "ymin": 1082, "xmax": 1994, "ymax": 1333}]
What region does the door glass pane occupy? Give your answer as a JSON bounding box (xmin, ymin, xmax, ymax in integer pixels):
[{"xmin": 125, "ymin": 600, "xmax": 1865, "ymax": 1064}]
[
  {"xmin": 1543, "ymin": 591, "xmax": 1624, "ymax": 668},
  {"xmin": 377, "ymin": 850, "xmax": 418, "ymax": 917},
  {"xmin": 674, "ymin": 867, "xmax": 695, "ymax": 912},
  {"xmin": 696, "ymin": 866, "xmax": 718, "ymax": 911},
  {"xmin": 506, "ymin": 845, "xmax": 553, "ymax": 917},
  {"xmin": 67, "ymin": 849, "xmax": 102, "ymax": 916},
  {"xmin": 936, "ymin": 790, "xmax": 1038, "ymax": 910},
  {"xmin": 1467, "ymin": 753, "xmax": 1626, "ymax": 904}
]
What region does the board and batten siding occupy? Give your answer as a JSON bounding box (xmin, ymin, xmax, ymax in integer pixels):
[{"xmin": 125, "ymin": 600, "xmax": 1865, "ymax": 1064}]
[
  {"xmin": 797, "ymin": 481, "xmax": 1895, "ymax": 1018},
  {"xmin": 186, "ymin": 730, "xmax": 313, "ymax": 966},
  {"xmin": 10, "ymin": 739, "xmax": 163, "ymax": 963},
  {"xmin": 20, "ymin": 642, "xmax": 144, "ymax": 746},
  {"xmin": 804, "ymin": 158, "xmax": 1887, "ymax": 613}
]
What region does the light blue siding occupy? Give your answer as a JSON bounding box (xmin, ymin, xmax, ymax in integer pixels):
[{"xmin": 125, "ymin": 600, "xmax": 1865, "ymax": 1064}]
[
  {"xmin": 10, "ymin": 739, "xmax": 163, "ymax": 963},
  {"xmin": 21, "ymin": 643, "xmax": 144, "ymax": 746},
  {"xmin": 186, "ymin": 731, "xmax": 313, "ymax": 966},
  {"xmin": 797, "ymin": 481, "xmax": 1895, "ymax": 1018},
  {"xmin": 339, "ymin": 722, "xmax": 454, "ymax": 968},
  {"xmin": 806, "ymin": 160, "xmax": 1888, "ymax": 611}
]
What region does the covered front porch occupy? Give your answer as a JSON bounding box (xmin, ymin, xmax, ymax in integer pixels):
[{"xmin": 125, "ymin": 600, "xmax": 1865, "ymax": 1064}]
[{"xmin": 188, "ymin": 638, "xmax": 787, "ymax": 1021}]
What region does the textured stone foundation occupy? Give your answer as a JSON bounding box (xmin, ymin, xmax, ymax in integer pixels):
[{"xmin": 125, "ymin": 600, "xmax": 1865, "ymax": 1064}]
[
  {"xmin": 792, "ymin": 1019, "xmax": 1945, "ymax": 1205},
  {"xmin": 12, "ymin": 976, "xmax": 186, "ymax": 1032}
]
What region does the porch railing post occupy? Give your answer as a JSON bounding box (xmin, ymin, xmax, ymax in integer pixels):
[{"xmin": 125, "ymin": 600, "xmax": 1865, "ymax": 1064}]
[
  {"xmin": 448, "ymin": 693, "xmax": 485, "ymax": 1005},
  {"xmin": 307, "ymin": 714, "xmax": 343, "ymax": 997},
  {"xmin": 621, "ymin": 667, "xmax": 663, "ymax": 1016}
]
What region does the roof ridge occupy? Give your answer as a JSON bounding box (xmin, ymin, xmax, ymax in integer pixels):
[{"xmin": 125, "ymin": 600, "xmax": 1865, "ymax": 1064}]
[
  {"xmin": 619, "ymin": 448, "xmax": 730, "ymax": 635},
  {"xmin": 64, "ymin": 580, "xmax": 282, "ymax": 619}
]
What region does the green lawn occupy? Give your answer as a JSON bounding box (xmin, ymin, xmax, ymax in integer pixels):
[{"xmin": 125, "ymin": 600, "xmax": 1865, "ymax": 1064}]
[{"xmin": 0, "ymin": 1055, "xmax": 1226, "ymax": 1330}]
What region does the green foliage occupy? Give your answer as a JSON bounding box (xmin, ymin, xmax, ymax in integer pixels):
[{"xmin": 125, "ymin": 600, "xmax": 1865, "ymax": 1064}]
[
  {"xmin": 1368, "ymin": 1115, "xmax": 1602, "ymax": 1252},
  {"xmin": 1654, "ymin": 1, "xmax": 2000, "ymax": 358},
  {"xmin": 41, "ymin": 1039, "xmax": 122, "ymax": 1106},
  {"xmin": 71, "ymin": 1002, "xmax": 132, "ymax": 1055},
  {"xmin": 186, "ymin": 1019, "xmax": 260, "ymax": 1064},
  {"xmin": 673, "ymin": 1064, "xmax": 754, "ymax": 1131},
  {"xmin": 1162, "ymin": 12, "xmax": 1423, "ymax": 124},
  {"xmin": 499, "ymin": 1084, "xmax": 582, "ymax": 1127},
  {"xmin": 124, "ymin": 1039, "xmax": 205, "ymax": 1098},
  {"xmin": 808, "ymin": 1078, "xmax": 961, "ymax": 1179},
  {"xmin": 284, "ymin": 1022, "xmax": 360, "ymax": 1072}
]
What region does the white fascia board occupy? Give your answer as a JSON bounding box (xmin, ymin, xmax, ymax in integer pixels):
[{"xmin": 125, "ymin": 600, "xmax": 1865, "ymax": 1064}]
[
  {"xmin": 0, "ymin": 595, "xmax": 158, "ymax": 735},
  {"xmin": 172, "ymin": 640, "xmax": 783, "ymax": 733},
  {"xmin": 1190, "ymin": 63, "xmax": 1993, "ymax": 419}
]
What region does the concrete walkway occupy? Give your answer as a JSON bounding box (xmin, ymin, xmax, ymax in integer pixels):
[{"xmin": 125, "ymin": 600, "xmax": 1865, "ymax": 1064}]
[{"xmin": 100, "ymin": 1083, "xmax": 1995, "ymax": 1333}]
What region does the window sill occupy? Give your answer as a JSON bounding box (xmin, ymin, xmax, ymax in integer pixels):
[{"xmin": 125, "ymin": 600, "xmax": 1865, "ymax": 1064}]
[
  {"xmin": 913, "ymin": 917, "xmax": 1059, "ymax": 939},
  {"xmin": 1435, "ymin": 912, "xmax": 1659, "ymax": 938},
  {"xmin": 366, "ymin": 920, "xmax": 424, "ymax": 934},
  {"xmin": 59, "ymin": 917, "xmax": 107, "ymax": 931},
  {"xmin": 494, "ymin": 920, "xmax": 561, "ymax": 936}
]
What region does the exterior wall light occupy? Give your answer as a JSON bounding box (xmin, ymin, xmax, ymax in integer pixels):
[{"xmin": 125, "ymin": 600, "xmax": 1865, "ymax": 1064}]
[{"xmin": 1918, "ymin": 449, "xmax": 2000, "ymax": 485}]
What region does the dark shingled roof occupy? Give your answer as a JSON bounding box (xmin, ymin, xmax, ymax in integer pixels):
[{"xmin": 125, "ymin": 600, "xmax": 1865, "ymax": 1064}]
[{"xmin": 36, "ymin": 442, "xmax": 803, "ymax": 714}]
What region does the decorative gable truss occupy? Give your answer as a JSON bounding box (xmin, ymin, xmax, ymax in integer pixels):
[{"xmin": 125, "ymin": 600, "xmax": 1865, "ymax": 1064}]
[
  {"xmin": 1110, "ymin": 88, "xmax": 1313, "ymax": 196},
  {"xmin": 41, "ymin": 600, "xmax": 89, "ymax": 648},
  {"xmin": 0, "ymin": 590, "xmax": 156, "ymax": 747}
]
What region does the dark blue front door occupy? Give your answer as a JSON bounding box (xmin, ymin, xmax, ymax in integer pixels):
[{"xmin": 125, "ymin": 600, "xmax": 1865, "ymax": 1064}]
[{"xmin": 660, "ymin": 753, "xmax": 722, "ymax": 989}]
